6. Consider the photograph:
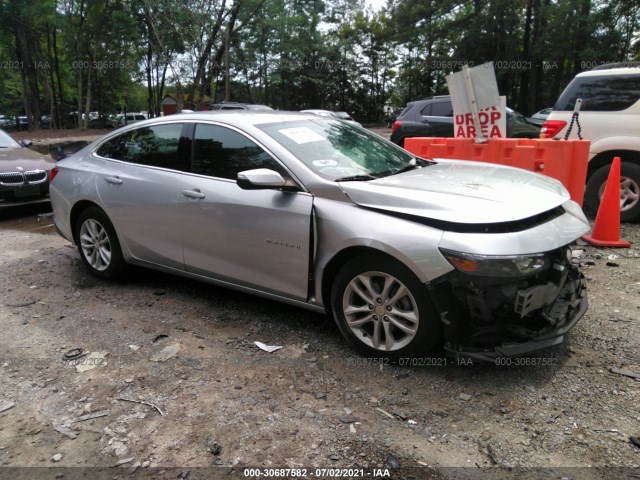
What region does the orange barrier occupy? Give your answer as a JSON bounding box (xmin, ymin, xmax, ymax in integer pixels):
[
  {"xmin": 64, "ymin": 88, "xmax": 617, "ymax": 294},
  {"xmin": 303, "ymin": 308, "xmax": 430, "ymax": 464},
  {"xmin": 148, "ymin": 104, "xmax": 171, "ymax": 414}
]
[
  {"xmin": 582, "ymin": 157, "xmax": 631, "ymax": 247},
  {"xmin": 404, "ymin": 137, "xmax": 590, "ymax": 206}
]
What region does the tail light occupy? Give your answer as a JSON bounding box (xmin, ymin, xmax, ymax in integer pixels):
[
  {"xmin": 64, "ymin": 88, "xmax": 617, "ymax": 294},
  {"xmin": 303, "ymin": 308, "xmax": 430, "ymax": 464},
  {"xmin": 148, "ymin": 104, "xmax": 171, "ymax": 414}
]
[
  {"xmin": 540, "ymin": 120, "xmax": 567, "ymax": 138},
  {"xmin": 49, "ymin": 167, "xmax": 59, "ymax": 183},
  {"xmin": 392, "ymin": 120, "xmax": 402, "ymax": 133}
]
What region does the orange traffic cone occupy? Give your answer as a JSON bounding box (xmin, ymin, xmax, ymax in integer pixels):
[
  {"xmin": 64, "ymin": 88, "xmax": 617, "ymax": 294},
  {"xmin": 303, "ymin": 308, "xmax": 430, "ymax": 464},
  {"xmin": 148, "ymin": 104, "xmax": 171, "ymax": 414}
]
[{"xmin": 582, "ymin": 156, "xmax": 631, "ymax": 247}]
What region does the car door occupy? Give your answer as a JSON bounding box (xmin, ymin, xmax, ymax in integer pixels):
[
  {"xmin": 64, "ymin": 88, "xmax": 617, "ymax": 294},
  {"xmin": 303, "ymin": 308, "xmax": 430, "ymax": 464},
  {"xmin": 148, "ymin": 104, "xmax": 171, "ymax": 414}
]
[
  {"xmin": 428, "ymin": 100, "xmax": 455, "ymax": 136},
  {"xmin": 94, "ymin": 122, "xmax": 187, "ymax": 270},
  {"xmin": 179, "ymin": 122, "xmax": 313, "ymax": 300}
]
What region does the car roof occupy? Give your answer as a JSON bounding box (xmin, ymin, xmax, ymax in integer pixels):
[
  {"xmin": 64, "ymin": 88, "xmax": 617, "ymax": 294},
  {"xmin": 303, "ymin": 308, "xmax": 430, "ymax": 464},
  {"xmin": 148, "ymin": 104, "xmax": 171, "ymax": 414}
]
[
  {"xmin": 406, "ymin": 96, "xmax": 451, "ymax": 106},
  {"xmin": 114, "ymin": 111, "xmax": 325, "ymax": 129},
  {"xmin": 212, "ymin": 102, "xmax": 273, "ymax": 110},
  {"xmin": 576, "ymin": 67, "xmax": 640, "ymax": 78},
  {"xmin": 410, "ymin": 95, "xmax": 451, "ymax": 102},
  {"xmin": 300, "ymin": 109, "xmax": 334, "ymax": 115}
]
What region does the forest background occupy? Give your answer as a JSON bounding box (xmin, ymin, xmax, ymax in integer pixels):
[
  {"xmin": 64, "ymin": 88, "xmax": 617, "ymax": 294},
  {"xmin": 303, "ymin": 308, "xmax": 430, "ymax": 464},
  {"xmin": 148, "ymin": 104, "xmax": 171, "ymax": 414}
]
[{"xmin": 1, "ymin": 0, "xmax": 638, "ymax": 129}]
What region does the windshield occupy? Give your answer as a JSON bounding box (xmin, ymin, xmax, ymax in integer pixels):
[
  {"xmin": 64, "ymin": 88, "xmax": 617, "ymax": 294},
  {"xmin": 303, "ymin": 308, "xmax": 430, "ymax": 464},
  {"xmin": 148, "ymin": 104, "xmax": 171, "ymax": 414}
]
[
  {"xmin": 0, "ymin": 130, "xmax": 20, "ymax": 148},
  {"xmin": 259, "ymin": 119, "xmax": 415, "ymax": 181}
]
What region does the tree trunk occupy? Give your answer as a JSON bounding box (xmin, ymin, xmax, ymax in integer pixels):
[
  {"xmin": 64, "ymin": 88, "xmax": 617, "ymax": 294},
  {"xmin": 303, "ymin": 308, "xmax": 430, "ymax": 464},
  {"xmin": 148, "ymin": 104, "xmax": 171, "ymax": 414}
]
[
  {"xmin": 77, "ymin": 69, "xmax": 83, "ymax": 129},
  {"xmin": 573, "ymin": 0, "xmax": 591, "ymax": 75},
  {"xmin": 146, "ymin": 40, "xmax": 154, "ymax": 117},
  {"xmin": 53, "ymin": 27, "xmax": 64, "ymax": 128},
  {"xmin": 84, "ymin": 70, "xmax": 92, "ymax": 130},
  {"xmin": 519, "ymin": 0, "xmax": 533, "ymax": 113}
]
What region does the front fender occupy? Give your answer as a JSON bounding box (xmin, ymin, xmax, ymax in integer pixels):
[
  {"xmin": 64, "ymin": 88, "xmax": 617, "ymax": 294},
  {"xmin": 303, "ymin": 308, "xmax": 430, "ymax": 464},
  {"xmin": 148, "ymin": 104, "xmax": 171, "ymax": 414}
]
[{"xmin": 311, "ymin": 198, "xmax": 452, "ymax": 306}]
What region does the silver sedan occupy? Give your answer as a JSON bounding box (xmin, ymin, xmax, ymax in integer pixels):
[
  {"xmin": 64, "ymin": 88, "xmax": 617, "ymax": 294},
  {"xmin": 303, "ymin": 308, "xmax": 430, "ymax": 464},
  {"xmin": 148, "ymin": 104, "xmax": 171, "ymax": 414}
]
[{"xmin": 50, "ymin": 112, "xmax": 589, "ymax": 361}]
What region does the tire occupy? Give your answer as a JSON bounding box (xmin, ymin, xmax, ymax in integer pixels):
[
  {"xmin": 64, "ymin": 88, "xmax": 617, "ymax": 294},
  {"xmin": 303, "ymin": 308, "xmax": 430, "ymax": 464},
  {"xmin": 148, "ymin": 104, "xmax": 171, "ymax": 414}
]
[
  {"xmin": 330, "ymin": 253, "xmax": 441, "ymax": 359},
  {"xmin": 585, "ymin": 162, "xmax": 640, "ymax": 222},
  {"xmin": 74, "ymin": 207, "xmax": 125, "ymax": 279}
]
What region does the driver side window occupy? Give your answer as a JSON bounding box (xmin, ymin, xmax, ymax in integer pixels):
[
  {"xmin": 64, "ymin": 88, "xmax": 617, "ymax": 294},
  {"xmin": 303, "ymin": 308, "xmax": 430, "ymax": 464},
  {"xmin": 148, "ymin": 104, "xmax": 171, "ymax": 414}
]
[{"xmin": 191, "ymin": 124, "xmax": 287, "ymax": 180}]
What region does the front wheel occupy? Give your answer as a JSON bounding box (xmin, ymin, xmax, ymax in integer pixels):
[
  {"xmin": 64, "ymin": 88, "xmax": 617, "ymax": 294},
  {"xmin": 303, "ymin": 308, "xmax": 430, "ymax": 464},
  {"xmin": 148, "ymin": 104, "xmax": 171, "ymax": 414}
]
[
  {"xmin": 331, "ymin": 254, "xmax": 441, "ymax": 359},
  {"xmin": 585, "ymin": 162, "xmax": 640, "ymax": 222},
  {"xmin": 75, "ymin": 207, "xmax": 125, "ymax": 279}
]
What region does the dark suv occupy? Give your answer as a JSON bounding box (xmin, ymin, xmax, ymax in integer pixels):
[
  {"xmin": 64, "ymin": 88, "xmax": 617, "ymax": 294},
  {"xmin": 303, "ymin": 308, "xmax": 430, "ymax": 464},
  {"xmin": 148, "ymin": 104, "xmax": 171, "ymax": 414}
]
[{"xmin": 390, "ymin": 95, "xmax": 540, "ymax": 146}]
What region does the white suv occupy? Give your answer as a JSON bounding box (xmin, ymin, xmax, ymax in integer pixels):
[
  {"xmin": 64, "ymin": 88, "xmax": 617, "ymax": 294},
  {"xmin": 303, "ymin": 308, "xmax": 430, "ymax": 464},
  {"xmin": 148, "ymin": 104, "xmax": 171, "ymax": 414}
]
[
  {"xmin": 541, "ymin": 64, "xmax": 640, "ymax": 221},
  {"xmin": 116, "ymin": 112, "xmax": 148, "ymax": 127}
]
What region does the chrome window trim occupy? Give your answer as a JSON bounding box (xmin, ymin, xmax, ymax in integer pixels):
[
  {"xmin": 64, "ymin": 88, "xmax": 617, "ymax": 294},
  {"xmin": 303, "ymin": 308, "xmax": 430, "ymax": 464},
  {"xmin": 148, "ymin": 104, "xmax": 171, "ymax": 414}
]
[{"xmin": 89, "ymin": 154, "xmax": 184, "ymax": 176}]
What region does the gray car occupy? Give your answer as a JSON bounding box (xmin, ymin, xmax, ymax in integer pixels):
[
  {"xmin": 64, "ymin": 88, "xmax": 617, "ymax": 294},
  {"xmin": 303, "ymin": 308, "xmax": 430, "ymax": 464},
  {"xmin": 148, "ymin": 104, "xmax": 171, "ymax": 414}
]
[
  {"xmin": 0, "ymin": 129, "xmax": 56, "ymax": 207},
  {"xmin": 300, "ymin": 109, "xmax": 362, "ymax": 127},
  {"xmin": 50, "ymin": 112, "xmax": 589, "ymax": 361}
]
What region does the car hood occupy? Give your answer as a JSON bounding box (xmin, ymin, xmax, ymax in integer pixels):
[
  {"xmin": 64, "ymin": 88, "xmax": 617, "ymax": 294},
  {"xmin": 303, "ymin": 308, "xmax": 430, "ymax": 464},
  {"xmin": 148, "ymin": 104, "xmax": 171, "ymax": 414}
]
[
  {"xmin": 0, "ymin": 147, "xmax": 55, "ymax": 172},
  {"xmin": 339, "ymin": 159, "xmax": 570, "ymax": 224}
]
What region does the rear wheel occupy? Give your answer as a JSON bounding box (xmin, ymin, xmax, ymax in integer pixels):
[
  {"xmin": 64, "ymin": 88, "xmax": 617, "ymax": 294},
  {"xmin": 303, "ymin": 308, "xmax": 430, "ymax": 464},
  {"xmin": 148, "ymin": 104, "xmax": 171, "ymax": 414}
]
[
  {"xmin": 331, "ymin": 254, "xmax": 440, "ymax": 359},
  {"xmin": 75, "ymin": 207, "xmax": 125, "ymax": 279},
  {"xmin": 585, "ymin": 162, "xmax": 640, "ymax": 222}
]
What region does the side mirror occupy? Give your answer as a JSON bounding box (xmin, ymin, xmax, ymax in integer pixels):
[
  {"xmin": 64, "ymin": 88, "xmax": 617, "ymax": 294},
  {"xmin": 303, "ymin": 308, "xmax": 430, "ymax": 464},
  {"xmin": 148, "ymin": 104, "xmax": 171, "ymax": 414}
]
[
  {"xmin": 237, "ymin": 168, "xmax": 286, "ymax": 190},
  {"xmin": 20, "ymin": 140, "xmax": 33, "ymax": 148}
]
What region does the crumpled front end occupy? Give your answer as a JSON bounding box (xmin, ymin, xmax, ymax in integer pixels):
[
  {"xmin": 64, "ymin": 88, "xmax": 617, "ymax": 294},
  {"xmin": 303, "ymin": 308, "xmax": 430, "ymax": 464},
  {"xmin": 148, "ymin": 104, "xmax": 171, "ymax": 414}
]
[{"xmin": 429, "ymin": 245, "xmax": 587, "ymax": 361}]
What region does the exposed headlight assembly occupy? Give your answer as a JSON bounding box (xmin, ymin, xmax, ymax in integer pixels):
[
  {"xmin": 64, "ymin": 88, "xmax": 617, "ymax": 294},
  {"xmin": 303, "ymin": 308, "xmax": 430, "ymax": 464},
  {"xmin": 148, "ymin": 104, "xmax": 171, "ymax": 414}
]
[{"xmin": 440, "ymin": 248, "xmax": 549, "ymax": 278}]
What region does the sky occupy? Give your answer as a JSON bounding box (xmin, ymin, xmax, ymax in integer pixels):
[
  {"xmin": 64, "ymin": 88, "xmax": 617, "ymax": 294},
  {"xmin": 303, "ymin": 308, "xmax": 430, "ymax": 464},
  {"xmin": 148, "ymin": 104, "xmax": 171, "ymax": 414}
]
[{"xmin": 365, "ymin": 0, "xmax": 386, "ymax": 13}]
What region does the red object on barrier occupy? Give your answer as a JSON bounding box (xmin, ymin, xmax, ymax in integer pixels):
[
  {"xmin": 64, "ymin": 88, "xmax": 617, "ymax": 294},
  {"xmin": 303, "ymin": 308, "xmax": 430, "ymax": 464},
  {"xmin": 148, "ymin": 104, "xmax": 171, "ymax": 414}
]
[
  {"xmin": 403, "ymin": 137, "xmax": 590, "ymax": 207},
  {"xmin": 582, "ymin": 157, "xmax": 631, "ymax": 247}
]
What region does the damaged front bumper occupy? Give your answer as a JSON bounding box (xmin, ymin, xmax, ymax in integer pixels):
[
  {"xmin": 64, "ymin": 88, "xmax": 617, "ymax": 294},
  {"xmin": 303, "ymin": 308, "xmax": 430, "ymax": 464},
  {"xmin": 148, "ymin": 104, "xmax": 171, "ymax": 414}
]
[{"xmin": 429, "ymin": 247, "xmax": 588, "ymax": 362}]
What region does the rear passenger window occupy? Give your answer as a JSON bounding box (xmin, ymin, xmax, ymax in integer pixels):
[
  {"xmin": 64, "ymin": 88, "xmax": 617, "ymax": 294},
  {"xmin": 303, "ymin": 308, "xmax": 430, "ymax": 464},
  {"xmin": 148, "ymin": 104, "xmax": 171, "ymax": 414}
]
[
  {"xmin": 397, "ymin": 105, "xmax": 412, "ymax": 118},
  {"xmin": 96, "ymin": 124, "xmax": 183, "ymax": 169},
  {"xmin": 431, "ymin": 101, "xmax": 453, "ymax": 116},
  {"xmin": 555, "ymin": 74, "xmax": 640, "ymax": 111},
  {"xmin": 191, "ymin": 124, "xmax": 287, "ymax": 180}
]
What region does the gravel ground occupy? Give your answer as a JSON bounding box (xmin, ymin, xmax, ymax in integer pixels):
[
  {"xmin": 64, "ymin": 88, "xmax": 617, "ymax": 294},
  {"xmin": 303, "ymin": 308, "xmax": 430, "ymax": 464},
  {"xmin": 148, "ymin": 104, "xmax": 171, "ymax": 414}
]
[{"xmin": 1, "ymin": 130, "xmax": 639, "ymax": 480}]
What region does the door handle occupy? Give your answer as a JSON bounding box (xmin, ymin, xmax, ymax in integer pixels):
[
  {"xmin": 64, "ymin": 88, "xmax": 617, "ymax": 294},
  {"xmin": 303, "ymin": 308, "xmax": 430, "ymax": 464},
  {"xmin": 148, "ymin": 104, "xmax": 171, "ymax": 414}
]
[
  {"xmin": 181, "ymin": 189, "xmax": 205, "ymax": 199},
  {"xmin": 104, "ymin": 176, "xmax": 123, "ymax": 185}
]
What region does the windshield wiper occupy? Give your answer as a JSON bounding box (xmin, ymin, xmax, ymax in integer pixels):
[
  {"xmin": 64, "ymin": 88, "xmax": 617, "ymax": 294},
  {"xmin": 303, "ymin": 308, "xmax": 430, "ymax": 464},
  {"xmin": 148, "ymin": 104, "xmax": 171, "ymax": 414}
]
[
  {"xmin": 388, "ymin": 157, "xmax": 435, "ymax": 176},
  {"xmin": 335, "ymin": 174, "xmax": 378, "ymax": 182}
]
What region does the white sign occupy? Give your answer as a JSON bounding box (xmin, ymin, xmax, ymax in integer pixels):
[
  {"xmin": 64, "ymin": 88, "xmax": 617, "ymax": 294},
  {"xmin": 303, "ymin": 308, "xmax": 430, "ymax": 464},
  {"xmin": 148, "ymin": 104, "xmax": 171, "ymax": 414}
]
[
  {"xmin": 454, "ymin": 97, "xmax": 507, "ymax": 139},
  {"xmin": 446, "ymin": 62, "xmax": 506, "ymax": 140},
  {"xmin": 279, "ymin": 127, "xmax": 324, "ymax": 144},
  {"xmin": 446, "ymin": 62, "xmax": 500, "ymax": 114}
]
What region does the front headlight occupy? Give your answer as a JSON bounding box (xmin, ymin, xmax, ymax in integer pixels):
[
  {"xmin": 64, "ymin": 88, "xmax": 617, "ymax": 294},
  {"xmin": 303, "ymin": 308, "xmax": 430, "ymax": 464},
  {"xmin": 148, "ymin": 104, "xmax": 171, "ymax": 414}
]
[{"xmin": 440, "ymin": 248, "xmax": 549, "ymax": 278}]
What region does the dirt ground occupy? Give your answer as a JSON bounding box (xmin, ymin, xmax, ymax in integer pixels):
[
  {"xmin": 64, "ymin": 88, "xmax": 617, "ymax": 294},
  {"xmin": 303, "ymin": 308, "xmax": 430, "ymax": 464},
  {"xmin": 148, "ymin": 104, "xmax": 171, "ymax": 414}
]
[
  {"xmin": 11, "ymin": 128, "xmax": 109, "ymax": 142},
  {"xmin": 11, "ymin": 128, "xmax": 108, "ymax": 145},
  {"xmin": 1, "ymin": 130, "xmax": 640, "ymax": 479}
]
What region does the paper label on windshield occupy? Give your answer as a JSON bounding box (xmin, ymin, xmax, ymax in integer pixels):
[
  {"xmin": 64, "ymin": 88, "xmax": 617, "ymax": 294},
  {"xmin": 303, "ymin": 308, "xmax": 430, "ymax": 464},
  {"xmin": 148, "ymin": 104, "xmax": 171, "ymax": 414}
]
[
  {"xmin": 312, "ymin": 159, "xmax": 338, "ymax": 167},
  {"xmin": 280, "ymin": 127, "xmax": 324, "ymax": 144}
]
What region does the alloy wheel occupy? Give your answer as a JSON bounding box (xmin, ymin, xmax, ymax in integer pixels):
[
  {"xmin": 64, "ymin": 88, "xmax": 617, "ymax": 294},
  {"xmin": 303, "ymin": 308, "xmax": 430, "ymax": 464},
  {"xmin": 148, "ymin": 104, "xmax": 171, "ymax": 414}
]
[
  {"xmin": 79, "ymin": 218, "xmax": 112, "ymax": 271},
  {"xmin": 342, "ymin": 271, "xmax": 419, "ymax": 351}
]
